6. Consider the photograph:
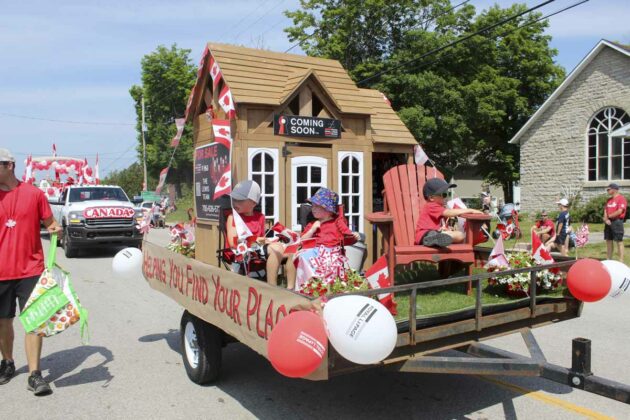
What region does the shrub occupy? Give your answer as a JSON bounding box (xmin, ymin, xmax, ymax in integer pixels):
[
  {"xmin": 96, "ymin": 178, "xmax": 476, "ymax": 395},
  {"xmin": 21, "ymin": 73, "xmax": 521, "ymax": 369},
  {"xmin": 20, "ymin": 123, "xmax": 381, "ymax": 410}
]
[{"xmin": 572, "ymin": 194, "xmax": 630, "ymax": 223}]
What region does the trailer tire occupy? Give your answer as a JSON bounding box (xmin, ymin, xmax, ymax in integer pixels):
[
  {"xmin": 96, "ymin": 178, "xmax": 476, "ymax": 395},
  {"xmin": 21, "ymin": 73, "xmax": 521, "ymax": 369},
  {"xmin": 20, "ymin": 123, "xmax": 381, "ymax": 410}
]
[{"xmin": 180, "ymin": 311, "xmax": 222, "ymax": 384}]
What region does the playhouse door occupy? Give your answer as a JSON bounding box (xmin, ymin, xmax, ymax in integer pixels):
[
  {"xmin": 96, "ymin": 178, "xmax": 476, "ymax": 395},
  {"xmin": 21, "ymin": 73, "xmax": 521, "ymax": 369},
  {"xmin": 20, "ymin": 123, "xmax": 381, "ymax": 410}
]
[{"xmin": 288, "ymin": 155, "xmax": 328, "ymax": 231}]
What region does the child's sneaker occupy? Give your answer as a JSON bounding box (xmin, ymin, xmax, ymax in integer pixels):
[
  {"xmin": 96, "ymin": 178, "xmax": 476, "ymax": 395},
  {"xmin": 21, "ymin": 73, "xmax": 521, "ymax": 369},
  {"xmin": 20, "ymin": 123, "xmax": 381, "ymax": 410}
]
[
  {"xmin": 27, "ymin": 370, "xmax": 52, "ymax": 396},
  {"xmin": 0, "ymin": 359, "xmax": 15, "ymax": 385},
  {"xmin": 422, "ymin": 231, "xmax": 453, "ymax": 248}
]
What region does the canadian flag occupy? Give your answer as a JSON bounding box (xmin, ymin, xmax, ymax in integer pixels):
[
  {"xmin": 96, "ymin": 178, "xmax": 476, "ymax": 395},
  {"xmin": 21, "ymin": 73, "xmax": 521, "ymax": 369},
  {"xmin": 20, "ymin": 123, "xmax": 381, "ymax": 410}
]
[
  {"xmin": 447, "ymin": 197, "xmax": 467, "ymax": 232},
  {"xmin": 81, "ymin": 158, "xmax": 93, "ymax": 184},
  {"xmin": 532, "ymin": 232, "xmax": 554, "ymax": 266},
  {"xmin": 171, "ymin": 118, "xmax": 186, "ymax": 148},
  {"xmin": 381, "ymin": 91, "xmax": 392, "ymax": 107},
  {"xmin": 485, "ymin": 235, "xmax": 510, "ymax": 269},
  {"xmin": 212, "ymin": 119, "xmax": 232, "ymax": 149},
  {"xmin": 95, "ymin": 153, "xmax": 100, "ymax": 185},
  {"xmin": 209, "ymin": 56, "xmax": 222, "ymax": 90},
  {"xmin": 156, "ymin": 167, "xmax": 169, "ymax": 194},
  {"xmin": 414, "ymin": 144, "xmax": 429, "ymax": 165},
  {"xmin": 23, "ymin": 155, "xmax": 33, "ymax": 183},
  {"xmin": 364, "ymin": 256, "xmax": 398, "ymax": 315},
  {"xmin": 272, "ymin": 222, "xmax": 299, "ymax": 244},
  {"xmin": 213, "ymin": 168, "xmax": 231, "ymax": 199},
  {"xmin": 218, "ymin": 85, "xmax": 236, "ymax": 119},
  {"xmin": 231, "ymin": 208, "xmax": 253, "ymax": 242}
]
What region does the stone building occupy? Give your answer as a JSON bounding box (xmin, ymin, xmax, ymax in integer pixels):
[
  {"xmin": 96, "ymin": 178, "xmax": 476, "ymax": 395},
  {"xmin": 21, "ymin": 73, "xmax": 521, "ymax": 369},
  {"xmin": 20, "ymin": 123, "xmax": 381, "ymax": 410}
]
[{"xmin": 509, "ymin": 40, "xmax": 630, "ymax": 213}]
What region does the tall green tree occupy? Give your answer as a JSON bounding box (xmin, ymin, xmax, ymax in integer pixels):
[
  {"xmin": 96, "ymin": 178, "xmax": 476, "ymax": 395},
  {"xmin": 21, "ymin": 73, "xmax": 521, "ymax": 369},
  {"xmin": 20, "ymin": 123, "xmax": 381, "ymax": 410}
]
[
  {"xmin": 129, "ymin": 44, "xmax": 196, "ymax": 192},
  {"xmin": 102, "ymin": 162, "xmax": 151, "ymax": 198},
  {"xmin": 285, "ymin": 1, "xmax": 565, "ymax": 201}
]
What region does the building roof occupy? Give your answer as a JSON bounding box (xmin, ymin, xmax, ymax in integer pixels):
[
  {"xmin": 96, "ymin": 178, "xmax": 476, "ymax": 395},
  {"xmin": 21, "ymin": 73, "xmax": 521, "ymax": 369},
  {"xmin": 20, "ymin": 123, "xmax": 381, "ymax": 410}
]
[
  {"xmin": 509, "ymin": 40, "xmax": 630, "ymax": 145},
  {"xmin": 198, "ymin": 43, "xmax": 418, "ymax": 145}
]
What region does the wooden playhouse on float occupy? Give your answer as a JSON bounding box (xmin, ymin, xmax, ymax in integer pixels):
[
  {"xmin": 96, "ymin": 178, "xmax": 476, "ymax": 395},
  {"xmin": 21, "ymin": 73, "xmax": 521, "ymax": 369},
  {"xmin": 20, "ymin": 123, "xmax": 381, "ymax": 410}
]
[{"xmin": 183, "ymin": 42, "xmax": 419, "ymax": 267}]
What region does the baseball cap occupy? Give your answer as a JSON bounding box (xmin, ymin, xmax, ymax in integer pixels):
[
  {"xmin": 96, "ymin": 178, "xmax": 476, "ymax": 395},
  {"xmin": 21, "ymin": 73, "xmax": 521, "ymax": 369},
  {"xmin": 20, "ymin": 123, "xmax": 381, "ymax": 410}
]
[
  {"xmin": 423, "ymin": 178, "xmax": 457, "ymax": 198},
  {"xmin": 607, "ymin": 183, "xmax": 620, "ymax": 190},
  {"xmin": 556, "ymin": 198, "xmax": 569, "ymax": 206},
  {"xmin": 230, "ymin": 180, "xmax": 261, "ymax": 203},
  {"xmin": 480, "ymin": 191, "xmax": 490, "ymax": 197},
  {"xmin": 0, "ymin": 148, "xmax": 15, "ymax": 163}
]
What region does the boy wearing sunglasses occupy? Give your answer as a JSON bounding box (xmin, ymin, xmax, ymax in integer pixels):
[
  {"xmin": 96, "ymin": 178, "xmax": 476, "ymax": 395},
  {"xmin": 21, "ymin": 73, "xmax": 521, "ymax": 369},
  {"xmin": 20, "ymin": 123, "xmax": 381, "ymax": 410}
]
[{"xmin": 415, "ymin": 178, "xmax": 483, "ymax": 247}]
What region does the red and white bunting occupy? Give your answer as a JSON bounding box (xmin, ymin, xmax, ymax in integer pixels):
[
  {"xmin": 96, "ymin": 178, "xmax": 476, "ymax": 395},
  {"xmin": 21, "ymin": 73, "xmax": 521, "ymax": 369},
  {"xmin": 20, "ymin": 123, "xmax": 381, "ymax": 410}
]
[
  {"xmin": 209, "ymin": 56, "xmax": 223, "ymax": 90},
  {"xmin": 212, "ymin": 119, "xmax": 232, "ymax": 149},
  {"xmin": 95, "ymin": 153, "xmax": 100, "ymax": 185},
  {"xmin": 414, "ymin": 144, "xmax": 429, "ymax": 165},
  {"xmin": 156, "ymin": 167, "xmax": 169, "ymax": 194},
  {"xmin": 218, "ymin": 85, "xmax": 236, "ymax": 119},
  {"xmin": 485, "ymin": 235, "xmax": 510, "ymax": 269},
  {"xmin": 213, "ymin": 168, "xmax": 231, "ymax": 200},
  {"xmin": 364, "ymin": 256, "xmax": 397, "ymax": 315},
  {"xmin": 171, "ymin": 118, "xmax": 186, "ymax": 148},
  {"xmin": 52, "ymin": 143, "xmax": 57, "ymax": 157}
]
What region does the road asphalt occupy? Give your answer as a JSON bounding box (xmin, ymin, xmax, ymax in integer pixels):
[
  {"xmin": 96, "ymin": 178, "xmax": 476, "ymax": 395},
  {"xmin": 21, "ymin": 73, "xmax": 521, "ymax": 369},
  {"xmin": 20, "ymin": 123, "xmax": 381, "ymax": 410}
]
[{"xmin": 2, "ymin": 229, "xmax": 629, "ymax": 419}]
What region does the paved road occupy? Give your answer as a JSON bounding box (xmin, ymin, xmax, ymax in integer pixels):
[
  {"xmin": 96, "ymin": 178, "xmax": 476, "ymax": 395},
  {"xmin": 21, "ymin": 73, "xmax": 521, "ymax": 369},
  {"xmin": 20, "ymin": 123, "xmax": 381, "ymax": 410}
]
[{"xmin": 3, "ymin": 230, "xmax": 629, "ymax": 419}]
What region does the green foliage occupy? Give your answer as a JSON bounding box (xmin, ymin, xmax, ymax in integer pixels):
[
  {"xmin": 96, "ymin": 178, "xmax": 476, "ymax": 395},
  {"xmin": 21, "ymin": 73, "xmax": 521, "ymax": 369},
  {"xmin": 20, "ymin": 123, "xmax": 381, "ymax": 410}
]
[
  {"xmin": 571, "ymin": 194, "xmax": 630, "ymax": 223},
  {"xmin": 285, "ymin": 1, "xmax": 565, "ymax": 200},
  {"xmin": 129, "ymin": 44, "xmax": 197, "ymax": 190},
  {"xmin": 102, "ymin": 162, "xmax": 153, "ymax": 198}
]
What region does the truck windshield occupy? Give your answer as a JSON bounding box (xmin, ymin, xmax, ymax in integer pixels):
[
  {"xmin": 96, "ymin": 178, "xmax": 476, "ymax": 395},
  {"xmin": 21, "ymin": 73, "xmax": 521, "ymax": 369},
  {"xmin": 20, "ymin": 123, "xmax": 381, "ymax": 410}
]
[{"xmin": 68, "ymin": 188, "xmax": 129, "ymax": 203}]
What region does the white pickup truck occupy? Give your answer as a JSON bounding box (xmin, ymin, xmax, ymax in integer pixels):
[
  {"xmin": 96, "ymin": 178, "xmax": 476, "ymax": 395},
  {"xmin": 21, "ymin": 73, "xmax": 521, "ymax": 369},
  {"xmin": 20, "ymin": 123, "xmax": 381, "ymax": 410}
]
[{"xmin": 51, "ymin": 185, "xmax": 144, "ymax": 257}]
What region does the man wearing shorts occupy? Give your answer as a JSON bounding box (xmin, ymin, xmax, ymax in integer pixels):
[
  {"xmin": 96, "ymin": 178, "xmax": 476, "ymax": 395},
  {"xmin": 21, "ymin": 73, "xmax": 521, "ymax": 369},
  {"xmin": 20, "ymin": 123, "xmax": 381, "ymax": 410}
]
[
  {"xmin": 603, "ymin": 183, "xmax": 627, "ymax": 261},
  {"xmin": 0, "ymin": 148, "xmax": 62, "ymax": 395}
]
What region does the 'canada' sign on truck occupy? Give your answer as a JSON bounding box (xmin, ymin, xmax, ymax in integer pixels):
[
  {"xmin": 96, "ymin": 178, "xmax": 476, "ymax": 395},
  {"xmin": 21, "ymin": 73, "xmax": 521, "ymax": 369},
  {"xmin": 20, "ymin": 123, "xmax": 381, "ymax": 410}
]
[{"xmin": 83, "ymin": 207, "xmax": 136, "ymax": 219}]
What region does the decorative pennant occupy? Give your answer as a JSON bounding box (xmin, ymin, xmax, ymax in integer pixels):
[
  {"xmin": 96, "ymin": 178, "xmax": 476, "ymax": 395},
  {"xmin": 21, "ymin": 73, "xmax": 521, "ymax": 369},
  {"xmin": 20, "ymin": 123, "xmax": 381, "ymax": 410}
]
[
  {"xmin": 156, "ymin": 167, "xmax": 169, "ymax": 194},
  {"xmin": 209, "ymin": 56, "xmax": 222, "ymax": 90},
  {"xmin": 381, "ymin": 92, "xmax": 391, "ymax": 107},
  {"xmin": 94, "ymin": 153, "xmax": 100, "ymax": 185},
  {"xmin": 171, "ymin": 118, "xmax": 186, "ymax": 148},
  {"xmin": 414, "ymin": 144, "xmax": 429, "ymax": 165},
  {"xmin": 211, "ymin": 119, "xmax": 232, "ymax": 149},
  {"xmin": 218, "ymin": 85, "xmax": 236, "ymax": 119},
  {"xmin": 184, "ymin": 92, "xmax": 194, "ymax": 121}
]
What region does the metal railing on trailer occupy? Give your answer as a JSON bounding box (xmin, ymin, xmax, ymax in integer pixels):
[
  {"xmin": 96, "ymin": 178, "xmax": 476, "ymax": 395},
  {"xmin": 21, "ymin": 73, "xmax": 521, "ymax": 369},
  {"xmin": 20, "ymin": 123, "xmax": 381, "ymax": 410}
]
[{"xmin": 325, "ymin": 260, "xmax": 629, "ymax": 405}]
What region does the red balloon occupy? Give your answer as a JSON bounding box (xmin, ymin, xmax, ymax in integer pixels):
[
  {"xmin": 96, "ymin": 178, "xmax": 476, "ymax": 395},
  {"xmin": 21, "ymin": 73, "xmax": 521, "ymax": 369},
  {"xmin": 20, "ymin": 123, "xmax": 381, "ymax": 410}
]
[
  {"xmin": 567, "ymin": 259, "xmax": 611, "ymax": 302},
  {"xmin": 267, "ymin": 311, "xmax": 327, "ymax": 378}
]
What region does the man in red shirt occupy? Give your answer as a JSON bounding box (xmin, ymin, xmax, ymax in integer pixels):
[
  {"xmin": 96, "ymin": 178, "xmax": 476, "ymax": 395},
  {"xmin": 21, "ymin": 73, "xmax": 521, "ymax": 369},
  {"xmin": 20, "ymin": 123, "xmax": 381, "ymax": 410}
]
[
  {"xmin": 415, "ymin": 178, "xmax": 483, "ymax": 246},
  {"xmin": 531, "ymin": 210, "xmax": 556, "ymax": 248},
  {"xmin": 0, "ymin": 149, "xmax": 62, "ymax": 395},
  {"xmin": 603, "ymin": 183, "xmax": 627, "ymax": 261}
]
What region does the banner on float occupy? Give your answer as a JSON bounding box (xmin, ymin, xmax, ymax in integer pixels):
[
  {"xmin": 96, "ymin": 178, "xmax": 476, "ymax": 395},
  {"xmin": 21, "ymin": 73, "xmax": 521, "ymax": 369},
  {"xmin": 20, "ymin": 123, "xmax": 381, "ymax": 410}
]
[{"xmin": 141, "ymin": 241, "xmax": 328, "ymax": 380}]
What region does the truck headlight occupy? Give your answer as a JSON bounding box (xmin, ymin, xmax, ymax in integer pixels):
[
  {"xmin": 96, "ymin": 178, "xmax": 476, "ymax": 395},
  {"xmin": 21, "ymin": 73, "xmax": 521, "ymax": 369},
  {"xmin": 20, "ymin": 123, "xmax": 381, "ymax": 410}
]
[{"xmin": 68, "ymin": 212, "xmax": 84, "ymax": 224}]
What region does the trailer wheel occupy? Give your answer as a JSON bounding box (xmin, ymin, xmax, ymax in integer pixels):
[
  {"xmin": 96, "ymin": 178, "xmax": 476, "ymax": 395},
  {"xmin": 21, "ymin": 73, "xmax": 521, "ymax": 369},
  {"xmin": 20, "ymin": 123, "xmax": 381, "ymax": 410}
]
[{"xmin": 180, "ymin": 311, "xmax": 222, "ymax": 384}]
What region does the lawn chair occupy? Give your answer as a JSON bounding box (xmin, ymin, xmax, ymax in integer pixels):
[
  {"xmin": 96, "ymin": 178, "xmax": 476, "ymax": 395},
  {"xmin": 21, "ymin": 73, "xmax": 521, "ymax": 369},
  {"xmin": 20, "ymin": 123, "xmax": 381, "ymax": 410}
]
[{"xmin": 366, "ymin": 163, "xmax": 490, "ymax": 293}]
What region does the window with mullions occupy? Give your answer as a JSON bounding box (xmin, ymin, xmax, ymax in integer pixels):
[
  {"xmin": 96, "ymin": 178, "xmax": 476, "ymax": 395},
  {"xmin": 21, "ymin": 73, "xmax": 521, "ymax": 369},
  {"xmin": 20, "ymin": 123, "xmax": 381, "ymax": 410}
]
[
  {"xmin": 588, "ymin": 107, "xmax": 630, "ymax": 181},
  {"xmin": 248, "ymin": 148, "xmax": 279, "ymax": 223},
  {"xmin": 338, "ymin": 152, "xmax": 364, "ymax": 233}
]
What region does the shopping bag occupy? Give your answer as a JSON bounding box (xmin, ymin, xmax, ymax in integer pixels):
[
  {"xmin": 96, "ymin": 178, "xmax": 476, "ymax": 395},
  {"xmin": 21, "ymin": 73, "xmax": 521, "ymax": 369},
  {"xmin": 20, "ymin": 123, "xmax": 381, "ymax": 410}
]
[{"xmin": 19, "ymin": 234, "xmax": 89, "ymax": 342}]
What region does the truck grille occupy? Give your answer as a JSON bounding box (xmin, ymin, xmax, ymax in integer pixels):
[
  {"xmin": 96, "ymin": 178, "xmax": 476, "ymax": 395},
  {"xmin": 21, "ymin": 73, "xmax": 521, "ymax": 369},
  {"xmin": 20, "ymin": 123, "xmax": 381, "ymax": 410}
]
[{"xmin": 85, "ymin": 218, "xmax": 133, "ymax": 226}]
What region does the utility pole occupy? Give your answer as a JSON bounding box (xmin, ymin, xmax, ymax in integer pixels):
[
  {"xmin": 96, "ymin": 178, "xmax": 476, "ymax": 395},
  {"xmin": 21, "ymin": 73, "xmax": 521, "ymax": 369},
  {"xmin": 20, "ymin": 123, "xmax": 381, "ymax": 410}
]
[{"xmin": 141, "ymin": 96, "xmax": 148, "ymax": 191}]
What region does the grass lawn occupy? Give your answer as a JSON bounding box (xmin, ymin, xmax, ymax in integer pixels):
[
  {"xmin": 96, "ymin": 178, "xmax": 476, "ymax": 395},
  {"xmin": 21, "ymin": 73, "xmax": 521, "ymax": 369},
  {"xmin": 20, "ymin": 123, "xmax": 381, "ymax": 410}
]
[{"xmin": 165, "ymin": 195, "xmax": 193, "ymax": 224}]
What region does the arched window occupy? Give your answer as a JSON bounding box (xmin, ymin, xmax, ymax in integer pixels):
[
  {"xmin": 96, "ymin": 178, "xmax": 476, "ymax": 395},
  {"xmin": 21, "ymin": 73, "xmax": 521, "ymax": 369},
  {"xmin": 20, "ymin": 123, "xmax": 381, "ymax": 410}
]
[
  {"xmin": 248, "ymin": 148, "xmax": 279, "ymax": 223},
  {"xmin": 588, "ymin": 107, "xmax": 630, "ymax": 181},
  {"xmin": 338, "ymin": 152, "xmax": 364, "ymax": 233}
]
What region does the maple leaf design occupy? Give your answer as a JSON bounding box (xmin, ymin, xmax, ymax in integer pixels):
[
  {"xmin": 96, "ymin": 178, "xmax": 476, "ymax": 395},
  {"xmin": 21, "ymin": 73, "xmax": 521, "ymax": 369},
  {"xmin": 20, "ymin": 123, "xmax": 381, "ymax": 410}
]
[
  {"xmin": 217, "ymin": 175, "xmax": 227, "ymax": 187},
  {"xmin": 218, "ymin": 128, "xmax": 228, "ymax": 136},
  {"xmin": 6, "ymin": 219, "xmax": 16, "ymax": 228}
]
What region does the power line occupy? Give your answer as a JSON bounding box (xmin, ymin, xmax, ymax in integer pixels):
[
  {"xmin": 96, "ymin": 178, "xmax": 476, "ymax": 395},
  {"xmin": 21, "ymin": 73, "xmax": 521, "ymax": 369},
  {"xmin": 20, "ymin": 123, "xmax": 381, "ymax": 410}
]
[
  {"xmin": 357, "ymin": 0, "xmax": 557, "ymax": 86},
  {"xmin": 234, "ymin": 0, "xmax": 287, "ymax": 42},
  {"xmin": 0, "ymin": 112, "xmax": 135, "ymax": 126}
]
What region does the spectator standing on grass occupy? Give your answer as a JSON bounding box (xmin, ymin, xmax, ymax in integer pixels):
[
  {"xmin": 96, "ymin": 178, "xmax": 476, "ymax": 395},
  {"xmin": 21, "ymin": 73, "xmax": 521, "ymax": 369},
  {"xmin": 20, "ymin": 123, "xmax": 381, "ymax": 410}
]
[
  {"xmin": 603, "ymin": 183, "xmax": 627, "ymax": 262},
  {"xmin": 552, "ymin": 198, "xmax": 570, "ymax": 256},
  {"xmin": 0, "ymin": 148, "xmax": 62, "ymax": 396}
]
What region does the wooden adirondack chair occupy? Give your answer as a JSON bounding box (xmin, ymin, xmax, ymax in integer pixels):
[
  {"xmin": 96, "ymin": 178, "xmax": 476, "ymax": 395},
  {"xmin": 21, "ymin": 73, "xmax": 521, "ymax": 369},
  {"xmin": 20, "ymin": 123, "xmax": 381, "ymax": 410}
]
[{"xmin": 366, "ymin": 163, "xmax": 490, "ymax": 291}]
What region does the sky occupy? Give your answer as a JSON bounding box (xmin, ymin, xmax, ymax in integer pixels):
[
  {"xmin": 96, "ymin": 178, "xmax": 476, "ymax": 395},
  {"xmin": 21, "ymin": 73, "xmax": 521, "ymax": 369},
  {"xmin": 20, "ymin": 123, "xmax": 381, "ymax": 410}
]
[{"xmin": 1, "ymin": 0, "xmax": 628, "ymax": 179}]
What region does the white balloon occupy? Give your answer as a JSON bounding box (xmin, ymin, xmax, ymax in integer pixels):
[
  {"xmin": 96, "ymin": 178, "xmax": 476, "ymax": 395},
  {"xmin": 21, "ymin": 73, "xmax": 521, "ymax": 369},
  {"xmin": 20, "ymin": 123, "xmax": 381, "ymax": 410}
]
[
  {"xmin": 112, "ymin": 247, "xmax": 143, "ymax": 280},
  {"xmin": 601, "ymin": 260, "xmax": 630, "ymax": 299},
  {"xmin": 323, "ymin": 295, "xmax": 397, "ymax": 365}
]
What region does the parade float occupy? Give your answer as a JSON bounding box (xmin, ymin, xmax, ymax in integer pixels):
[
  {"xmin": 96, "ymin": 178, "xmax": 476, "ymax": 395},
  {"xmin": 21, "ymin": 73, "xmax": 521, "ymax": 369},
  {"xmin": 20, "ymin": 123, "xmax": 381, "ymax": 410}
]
[{"xmin": 136, "ymin": 43, "xmax": 629, "ymax": 403}]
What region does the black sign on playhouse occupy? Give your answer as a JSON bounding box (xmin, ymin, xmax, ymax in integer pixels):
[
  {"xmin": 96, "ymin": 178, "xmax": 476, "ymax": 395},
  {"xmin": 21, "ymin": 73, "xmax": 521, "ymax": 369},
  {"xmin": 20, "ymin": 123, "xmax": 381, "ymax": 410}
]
[{"xmin": 274, "ymin": 115, "xmax": 341, "ymax": 139}]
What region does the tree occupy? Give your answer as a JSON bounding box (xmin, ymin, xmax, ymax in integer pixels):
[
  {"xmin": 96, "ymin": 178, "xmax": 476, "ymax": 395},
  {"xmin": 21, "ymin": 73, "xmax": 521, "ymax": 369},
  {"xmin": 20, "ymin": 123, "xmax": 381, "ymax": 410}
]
[
  {"xmin": 129, "ymin": 45, "xmax": 197, "ymax": 193},
  {"xmin": 285, "ymin": 1, "xmax": 565, "ymax": 201},
  {"xmin": 102, "ymin": 162, "xmax": 152, "ymax": 199}
]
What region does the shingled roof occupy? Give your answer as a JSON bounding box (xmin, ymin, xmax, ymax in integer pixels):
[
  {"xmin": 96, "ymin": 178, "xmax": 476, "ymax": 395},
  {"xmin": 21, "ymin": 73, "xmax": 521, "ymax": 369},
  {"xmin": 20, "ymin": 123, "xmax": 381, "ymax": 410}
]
[{"xmin": 205, "ymin": 43, "xmax": 417, "ymax": 145}]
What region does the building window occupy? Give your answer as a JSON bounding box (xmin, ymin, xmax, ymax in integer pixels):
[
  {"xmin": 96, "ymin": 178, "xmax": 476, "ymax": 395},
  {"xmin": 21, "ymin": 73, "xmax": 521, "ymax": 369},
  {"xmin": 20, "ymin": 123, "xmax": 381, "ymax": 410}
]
[
  {"xmin": 588, "ymin": 107, "xmax": 630, "ymax": 181},
  {"xmin": 248, "ymin": 148, "xmax": 279, "ymax": 223},
  {"xmin": 291, "ymin": 156, "xmax": 328, "ymax": 231},
  {"xmin": 338, "ymin": 152, "xmax": 364, "ymax": 233}
]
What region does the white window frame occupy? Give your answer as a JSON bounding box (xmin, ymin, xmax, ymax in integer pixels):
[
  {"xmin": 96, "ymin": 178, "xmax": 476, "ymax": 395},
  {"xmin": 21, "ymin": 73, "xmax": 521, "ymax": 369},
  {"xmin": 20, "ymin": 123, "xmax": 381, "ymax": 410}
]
[
  {"xmin": 291, "ymin": 156, "xmax": 328, "ymax": 231},
  {"xmin": 248, "ymin": 148, "xmax": 279, "ymax": 223},
  {"xmin": 337, "ymin": 151, "xmax": 364, "ymax": 233},
  {"xmin": 586, "ymin": 107, "xmax": 630, "ymax": 181}
]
